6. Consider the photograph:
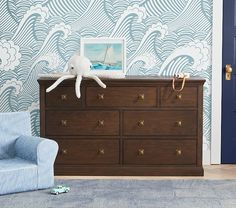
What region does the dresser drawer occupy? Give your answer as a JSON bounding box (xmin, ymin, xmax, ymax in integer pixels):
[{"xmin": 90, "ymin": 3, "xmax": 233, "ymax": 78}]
[
  {"xmin": 46, "ymin": 87, "xmax": 82, "ymax": 108},
  {"xmin": 124, "ymin": 140, "xmax": 196, "ymax": 165},
  {"xmin": 123, "ymin": 110, "xmax": 197, "ymax": 136},
  {"xmin": 56, "ymin": 139, "xmax": 119, "ymax": 164},
  {"xmin": 86, "ymin": 87, "xmax": 156, "ymax": 107},
  {"xmin": 160, "ymin": 87, "xmax": 197, "ymax": 107},
  {"xmin": 46, "ymin": 111, "xmax": 119, "ymax": 135}
]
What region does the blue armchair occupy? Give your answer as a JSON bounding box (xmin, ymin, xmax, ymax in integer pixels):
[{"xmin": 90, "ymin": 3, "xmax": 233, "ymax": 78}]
[{"xmin": 0, "ymin": 112, "xmax": 58, "ymax": 195}]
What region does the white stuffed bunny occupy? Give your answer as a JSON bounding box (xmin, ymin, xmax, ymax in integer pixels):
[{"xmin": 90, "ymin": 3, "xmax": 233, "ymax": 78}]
[{"xmin": 46, "ymin": 54, "xmax": 106, "ymax": 98}]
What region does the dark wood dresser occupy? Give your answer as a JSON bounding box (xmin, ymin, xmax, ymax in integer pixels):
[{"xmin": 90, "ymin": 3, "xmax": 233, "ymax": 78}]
[{"xmin": 38, "ymin": 76, "xmax": 205, "ymax": 176}]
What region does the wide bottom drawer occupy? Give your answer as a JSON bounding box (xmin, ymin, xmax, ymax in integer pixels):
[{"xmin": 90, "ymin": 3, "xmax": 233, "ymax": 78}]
[
  {"xmin": 56, "ymin": 139, "xmax": 119, "ymax": 165},
  {"xmin": 123, "ymin": 140, "xmax": 196, "ymax": 165}
]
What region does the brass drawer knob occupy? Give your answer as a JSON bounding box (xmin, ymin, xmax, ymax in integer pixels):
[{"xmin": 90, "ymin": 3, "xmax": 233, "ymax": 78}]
[
  {"xmin": 61, "ymin": 149, "xmax": 68, "ymax": 155},
  {"xmin": 98, "ymin": 120, "xmax": 104, "ymax": 127},
  {"xmin": 176, "ymin": 149, "xmax": 182, "ymax": 156},
  {"xmin": 97, "ymin": 93, "xmax": 104, "ymax": 100},
  {"xmin": 176, "ymin": 94, "xmax": 182, "ymax": 100},
  {"xmin": 138, "ymin": 120, "xmax": 145, "ymax": 126},
  {"xmin": 176, "ymin": 121, "xmax": 182, "ymax": 127},
  {"xmin": 138, "ymin": 149, "xmax": 145, "ymax": 155},
  {"xmin": 138, "ymin": 94, "xmax": 145, "ymax": 100},
  {"xmin": 98, "ymin": 148, "xmax": 105, "ymax": 155},
  {"xmin": 61, "ymin": 94, "xmax": 67, "ymax": 100},
  {"xmin": 61, "ymin": 120, "xmax": 67, "ymax": 126}
]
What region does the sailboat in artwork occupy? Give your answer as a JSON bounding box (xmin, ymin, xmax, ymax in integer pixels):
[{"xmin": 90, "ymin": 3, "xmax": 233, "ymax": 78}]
[
  {"xmin": 103, "ymin": 46, "xmax": 116, "ymax": 66},
  {"xmin": 93, "ymin": 45, "xmax": 121, "ymax": 70}
]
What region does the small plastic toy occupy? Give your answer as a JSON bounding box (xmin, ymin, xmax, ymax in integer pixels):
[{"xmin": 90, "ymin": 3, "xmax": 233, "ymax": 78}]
[{"xmin": 50, "ymin": 185, "xmax": 70, "ymax": 195}]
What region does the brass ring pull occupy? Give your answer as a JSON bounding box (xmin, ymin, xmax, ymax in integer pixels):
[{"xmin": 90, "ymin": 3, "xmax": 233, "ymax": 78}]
[
  {"xmin": 138, "ymin": 94, "xmax": 145, "ymax": 100},
  {"xmin": 61, "ymin": 120, "xmax": 67, "ymax": 126},
  {"xmin": 172, "ymin": 75, "xmax": 186, "ymax": 92},
  {"xmin": 176, "ymin": 94, "xmax": 182, "ymax": 100},
  {"xmin": 98, "ymin": 120, "xmax": 104, "ymax": 127},
  {"xmin": 138, "ymin": 149, "xmax": 145, "ymax": 155},
  {"xmin": 176, "ymin": 121, "xmax": 182, "ymax": 127},
  {"xmin": 97, "ymin": 94, "xmax": 104, "ymax": 100},
  {"xmin": 138, "ymin": 120, "xmax": 145, "ymax": 126},
  {"xmin": 98, "ymin": 149, "xmax": 105, "ymax": 155},
  {"xmin": 61, "ymin": 149, "xmax": 68, "ymax": 155},
  {"xmin": 176, "ymin": 149, "xmax": 182, "ymax": 156},
  {"xmin": 61, "ymin": 94, "xmax": 67, "ymax": 100}
]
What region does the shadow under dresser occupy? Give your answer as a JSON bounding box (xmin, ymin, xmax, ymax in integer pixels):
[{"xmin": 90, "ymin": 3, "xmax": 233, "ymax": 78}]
[{"xmin": 38, "ymin": 76, "xmax": 205, "ymax": 176}]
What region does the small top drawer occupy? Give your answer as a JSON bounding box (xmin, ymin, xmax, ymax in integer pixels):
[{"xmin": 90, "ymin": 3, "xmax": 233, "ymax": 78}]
[
  {"xmin": 46, "ymin": 87, "xmax": 82, "ymax": 108},
  {"xmin": 86, "ymin": 87, "xmax": 156, "ymax": 107},
  {"xmin": 160, "ymin": 87, "xmax": 197, "ymax": 108}
]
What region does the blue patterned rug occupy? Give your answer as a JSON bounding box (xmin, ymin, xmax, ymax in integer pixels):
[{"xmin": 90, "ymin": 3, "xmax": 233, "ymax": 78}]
[{"xmin": 0, "ymin": 179, "xmax": 235, "ymax": 208}]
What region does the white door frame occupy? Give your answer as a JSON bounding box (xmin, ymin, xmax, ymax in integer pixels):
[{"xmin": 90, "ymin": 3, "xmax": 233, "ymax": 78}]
[{"xmin": 211, "ymin": 0, "xmax": 223, "ymax": 164}]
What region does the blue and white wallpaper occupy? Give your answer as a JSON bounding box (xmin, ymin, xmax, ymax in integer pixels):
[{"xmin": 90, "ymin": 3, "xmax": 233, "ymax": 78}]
[{"xmin": 0, "ymin": 0, "xmax": 212, "ymax": 155}]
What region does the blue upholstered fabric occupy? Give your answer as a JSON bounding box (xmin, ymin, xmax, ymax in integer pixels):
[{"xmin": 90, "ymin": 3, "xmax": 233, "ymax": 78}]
[
  {"xmin": 15, "ymin": 135, "xmax": 58, "ymax": 165},
  {"xmin": 0, "ymin": 112, "xmax": 31, "ymax": 159},
  {"xmin": 0, "ymin": 112, "xmax": 58, "ymax": 195},
  {"xmin": 0, "ymin": 158, "xmax": 37, "ymax": 194},
  {"xmin": 15, "ymin": 135, "xmax": 58, "ymax": 189}
]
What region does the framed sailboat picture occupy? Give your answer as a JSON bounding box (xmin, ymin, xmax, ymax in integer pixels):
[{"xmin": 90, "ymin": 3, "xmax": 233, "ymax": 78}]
[{"xmin": 80, "ymin": 38, "xmax": 126, "ymax": 78}]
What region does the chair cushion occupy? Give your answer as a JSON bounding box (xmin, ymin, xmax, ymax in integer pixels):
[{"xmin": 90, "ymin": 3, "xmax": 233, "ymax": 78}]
[
  {"xmin": 0, "ymin": 112, "xmax": 31, "ymax": 159},
  {"xmin": 0, "ymin": 158, "xmax": 38, "ymax": 195}
]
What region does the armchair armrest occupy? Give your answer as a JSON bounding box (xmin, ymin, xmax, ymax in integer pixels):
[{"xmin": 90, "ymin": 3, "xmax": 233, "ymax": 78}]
[{"xmin": 15, "ymin": 135, "xmax": 58, "ymax": 165}]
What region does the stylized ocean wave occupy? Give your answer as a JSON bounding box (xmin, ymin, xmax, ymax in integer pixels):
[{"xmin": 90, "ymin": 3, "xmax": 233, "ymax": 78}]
[
  {"xmin": 43, "ymin": 0, "xmax": 89, "ymax": 18},
  {"xmin": 0, "ymin": 39, "xmax": 21, "ymax": 71},
  {"xmin": 104, "ymin": 0, "xmax": 130, "ymax": 23},
  {"xmin": 62, "ymin": 32, "xmax": 82, "ymax": 61},
  {"xmin": 0, "ymin": 78, "xmax": 22, "ymax": 96},
  {"xmin": 0, "ymin": 79, "xmax": 23, "ymax": 111},
  {"xmin": 110, "ymin": 4, "xmax": 146, "ymax": 43},
  {"xmin": 141, "ymin": 0, "xmax": 188, "ymax": 22},
  {"xmin": 128, "ymin": 52, "xmax": 157, "ymax": 70},
  {"xmin": 159, "ymin": 40, "xmax": 211, "ymax": 75},
  {"xmin": 128, "ymin": 23, "xmax": 168, "ymax": 70},
  {"xmin": 71, "ymin": 0, "xmax": 114, "ymax": 34},
  {"xmin": 0, "ymin": 1, "xmax": 18, "ymax": 33},
  {"xmin": 201, "ymin": 0, "xmax": 212, "ymax": 22},
  {"xmin": 11, "ymin": 4, "xmax": 49, "ymax": 47},
  {"xmin": 168, "ymin": 0, "xmax": 211, "ymax": 33},
  {"xmin": 26, "ymin": 23, "xmax": 71, "ymax": 79},
  {"xmin": 0, "ymin": 0, "xmax": 213, "ymax": 153},
  {"xmin": 37, "ymin": 53, "xmax": 60, "ymax": 69},
  {"xmin": 36, "ymin": 22, "xmax": 71, "ymax": 55},
  {"xmin": 175, "ymin": 27, "xmax": 196, "ymax": 45},
  {"xmin": 127, "ymin": 61, "xmax": 159, "ymax": 76}
]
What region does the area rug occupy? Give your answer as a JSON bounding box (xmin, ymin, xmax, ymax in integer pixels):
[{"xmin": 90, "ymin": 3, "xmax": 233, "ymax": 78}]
[{"xmin": 0, "ymin": 179, "xmax": 235, "ymax": 208}]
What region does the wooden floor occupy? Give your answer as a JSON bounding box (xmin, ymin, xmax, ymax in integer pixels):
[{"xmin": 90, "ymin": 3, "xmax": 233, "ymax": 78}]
[{"xmin": 56, "ymin": 165, "xmax": 236, "ymax": 180}]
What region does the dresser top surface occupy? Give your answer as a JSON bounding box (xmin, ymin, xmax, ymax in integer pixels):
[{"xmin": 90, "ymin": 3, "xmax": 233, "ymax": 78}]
[{"xmin": 38, "ymin": 75, "xmax": 205, "ymax": 83}]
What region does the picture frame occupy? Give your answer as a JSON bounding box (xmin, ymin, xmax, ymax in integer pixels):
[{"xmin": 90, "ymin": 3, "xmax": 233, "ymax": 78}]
[{"xmin": 80, "ymin": 38, "xmax": 126, "ymax": 78}]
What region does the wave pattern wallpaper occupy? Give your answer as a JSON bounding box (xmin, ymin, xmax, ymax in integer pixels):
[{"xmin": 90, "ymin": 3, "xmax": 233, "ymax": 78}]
[{"xmin": 0, "ymin": 0, "xmax": 212, "ymax": 158}]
